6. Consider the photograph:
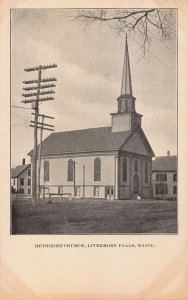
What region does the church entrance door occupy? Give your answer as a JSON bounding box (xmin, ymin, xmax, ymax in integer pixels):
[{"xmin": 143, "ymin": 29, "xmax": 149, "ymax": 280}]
[
  {"xmin": 133, "ymin": 174, "xmax": 139, "ymax": 194},
  {"xmin": 105, "ymin": 186, "xmax": 114, "ymax": 200}
]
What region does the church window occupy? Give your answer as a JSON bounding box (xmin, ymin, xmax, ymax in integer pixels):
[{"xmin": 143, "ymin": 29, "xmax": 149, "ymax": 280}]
[
  {"xmin": 156, "ymin": 184, "xmax": 168, "ymax": 194},
  {"xmin": 134, "ymin": 160, "xmax": 138, "ymax": 172},
  {"xmin": 44, "ymin": 160, "xmax": 49, "ymax": 181},
  {"xmin": 144, "ymin": 162, "xmax": 149, "ymax": 183},
  {"xmin": 58, "ymin": 186, "xmax": 63, "ymax": 194},
  {"xmin": 118, "ymin": 100, "xmax": 122, "ymax": 112},
  {"xmin": 68, "ymin": 159, "xmax": 74, "ymax": 182},
  {"xmin": 123, "ymin": 158, "xmax": 127, "ymax": 181},
  {"xmin": 20, "ymin": 178, "xmax": 24, "ymax": 186},
  {"xmin": 75, "ymin": 186, "xmax": 80, "ymax": 196},
  {"xmin": 94, "ymin": 158, "xmax": 101, "ymax": 181},
  {"xmin": 94, "ymin": 186, "xmax": 99, "ymax": 197}
]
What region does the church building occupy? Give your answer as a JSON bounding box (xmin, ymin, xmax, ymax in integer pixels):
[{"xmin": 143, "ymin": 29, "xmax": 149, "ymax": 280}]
[{"xmin": 28, "ymin": 37, "xmax": 155, "ymax": 200}]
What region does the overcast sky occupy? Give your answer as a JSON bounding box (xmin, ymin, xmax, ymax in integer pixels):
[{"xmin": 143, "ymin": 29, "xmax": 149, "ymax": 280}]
[{"xmin": 11, "ymin": 9, "xmax": 177, "ymax": 168}]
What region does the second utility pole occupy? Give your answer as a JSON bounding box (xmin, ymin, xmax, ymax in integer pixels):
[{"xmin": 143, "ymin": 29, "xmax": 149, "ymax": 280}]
[{"xmin": 32, "ymin": 68, "xmax": 41, "ymax": 204}]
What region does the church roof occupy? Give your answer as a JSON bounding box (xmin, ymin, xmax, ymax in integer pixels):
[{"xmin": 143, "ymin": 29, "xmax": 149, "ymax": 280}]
[
  {"xmin": 121, "ymin": 35, "xmax": 133, "ymax": 96},
  {"xmin": 28, "ymin": 126, "xmax": 154, "ymax": 157},
  {"xmin": 28, "ymin": 127, "xmax": 131, "ymax": 156},
  {"xmin": 152, "ymin": 156, "xmax": 177, "ymax": 172},
  {"xmin": 11, "ymin": 164, "xmax": 30, "ymax": 178}
]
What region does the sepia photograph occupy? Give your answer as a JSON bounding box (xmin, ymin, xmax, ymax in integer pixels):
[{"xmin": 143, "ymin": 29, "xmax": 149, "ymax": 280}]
[{"xmin": 11, "ymin": 8, "xmax": 177, "ymax": 235}]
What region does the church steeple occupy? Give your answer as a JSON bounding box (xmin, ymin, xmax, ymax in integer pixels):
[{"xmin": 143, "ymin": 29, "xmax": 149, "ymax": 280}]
[
  {"xmin": 121, "ymin": 34, "xmax": 133, "ymax": 96},
  {"xmin": 111, "ymin": 35, "xmax": 142, "ymax": 132},
  {"xmin": 117, "ymin": 36, "xmax": 136, "ymax": 114}
]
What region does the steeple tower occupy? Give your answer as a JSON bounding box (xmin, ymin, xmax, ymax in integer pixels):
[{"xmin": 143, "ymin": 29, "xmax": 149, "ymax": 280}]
[
  {"xmin": 121, "ymin": 34, "xmax": 133, "ymax": 96},
  {"xmin": 111, "ymin": 35, "xmax": 142, "ymax": 132}
]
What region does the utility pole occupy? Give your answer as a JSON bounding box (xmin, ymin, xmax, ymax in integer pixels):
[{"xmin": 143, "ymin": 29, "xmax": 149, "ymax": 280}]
[
  {"xmin": 30, "ymin": 113, "xmax": 55, "ymax": 202},
  {"xmin": 73, "ymin": 160, "xmax": 76, "ymax": 197},
  {"xmin": 83, "ymin": 165, "xmax": 85, "ymax": 199},
  {"xmin": 22, "ymin": 64, "xmax": 57, "ymax": 205}
]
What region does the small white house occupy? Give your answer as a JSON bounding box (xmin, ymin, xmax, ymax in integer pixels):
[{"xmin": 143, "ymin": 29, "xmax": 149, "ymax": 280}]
[
  {"xmin": 152, "ymin": 153, "xmax": 177, "ymax": 200},
  {"xmin": 11, "ymin": 159, "xmax": 31, "ymax": 194}
]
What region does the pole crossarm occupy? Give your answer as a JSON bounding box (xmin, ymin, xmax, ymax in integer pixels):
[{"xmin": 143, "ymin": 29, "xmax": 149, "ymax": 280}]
[
  {"xmin": 22, "ymin": 97, "xmax": 54, "ymax": 104},
  {"xmin": 24, "ymin": 64, "xmax": 57, "ymax": 72},
  {"xmin": 31, "ymin": 113, "xmax": 55, "ymax": 119},
  {"xmin": 30, "ymin": 120, "xmax": 54, "ymax": 127},
  {"xmin": 22, "ymin": 90, "xmax": 55, "ymax": 97},
  {"xmin": 29, "ymin": 125, "xmax": 54, "ymax": 131},
  {"xmin": 23, "ymin": 84, "xmax": 56, "ymax": 91},
  {"xmin": 23, "ymin": 77, "xmax": 57, "ymax": 84}
]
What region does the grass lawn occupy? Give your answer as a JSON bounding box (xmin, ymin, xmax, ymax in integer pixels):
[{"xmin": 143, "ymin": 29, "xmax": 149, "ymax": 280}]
[{"xmin": 11, "ymin": 198, "xmax": 177, "ymax": 234}]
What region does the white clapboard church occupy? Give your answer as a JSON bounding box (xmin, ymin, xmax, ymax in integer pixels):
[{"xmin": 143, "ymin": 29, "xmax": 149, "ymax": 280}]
[{"xmin": 28, "ymin": 37, "xmax": 155, "ymax": 200}]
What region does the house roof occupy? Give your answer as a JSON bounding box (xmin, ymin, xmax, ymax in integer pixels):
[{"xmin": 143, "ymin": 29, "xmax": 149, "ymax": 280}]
[
  {"xmin": 11, "ymin": 164, "xmax": 30, "ymax": 178},
  {"xmin": 28, "ymin": 125, "xmax": 154, "ymax": 157},
  {"xmin": 152, "ymin": 156, "xmax": 177, "ymax": 172}
]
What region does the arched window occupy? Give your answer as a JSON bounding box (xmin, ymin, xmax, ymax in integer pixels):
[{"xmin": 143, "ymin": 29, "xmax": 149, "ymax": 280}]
[
  {"xmin": 133, "ymin": 174, "xmax": 139, "ymax": 193},
  {"xmin": 44, "ymin": 160, "xmax": 49, "ymax": 181},
  {"xmin": 68, "ymin": 159, "xmax": 74, "ymax": 181},
  {"xmin": 144, "ymin": 161, "xmax": 149, "ymax": 183},
  {"xmin": 123, "ymin": 158, "xmax": 127, "ymax": 181},
  {"xmin": 94, "ymin": 158, "xmax": 101, "ymax": 181},
  {"xmin": 134, "ymin": 160, "xmax": 138, "ymax": 172}
]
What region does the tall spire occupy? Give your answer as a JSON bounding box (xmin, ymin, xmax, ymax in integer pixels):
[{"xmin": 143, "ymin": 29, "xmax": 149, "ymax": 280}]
[
  {"xmin": 121, "ymin": 35, "xmax": 133, "ymax": 96},
  {"xmin": 111, "ymin": 35, "xmax": 142, "ymax": 132}
]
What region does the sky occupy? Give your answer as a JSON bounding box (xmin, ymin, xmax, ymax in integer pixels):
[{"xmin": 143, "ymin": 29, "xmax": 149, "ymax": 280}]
[{"xmin": 11, "ymin": 9, "xmax": 177, "ymax": 168}]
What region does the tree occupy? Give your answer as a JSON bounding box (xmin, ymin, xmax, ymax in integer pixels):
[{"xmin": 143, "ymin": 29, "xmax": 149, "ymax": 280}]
[{"xmin": 74, "ymin": 9, "xmax": 176, "ymax": 54}]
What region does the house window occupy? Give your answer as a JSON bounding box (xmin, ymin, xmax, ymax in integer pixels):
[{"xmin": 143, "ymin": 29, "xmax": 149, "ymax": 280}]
[
  {"xmin": 44, "ymin": 160, "xmax": 49, "ymax": 181},
  {"xmin": 123, "ymin": 158, "xmax": 127, "ymax": 181},
  {"xmin": 28, "ymin": 169, "xmax": 31, "ymax": 176},
  {"xmin": 134, "ymin": 160, "xmax": 138, "ymax": 172},
  {"xmin": 173, "ymin": 173, "xmax": 177, "ymax": 182},
  {"xmin": 156, "ymin": 184, "xmax": 168, "ymax": 194},
  {"xmin": 68, "ymin": 159, "xmax": 74, "ymax": 181},
  {"xmin": 75, "ymin": 186, "xmax": 80, "ymax": 196},
  {"xmin": 94, "ymin": 186, "xmax": 99, "ymax": 197},
  {"xmin": 28, "ymin": 189, "xmax": 31, "ymax": 194},
  {"xmin": 144, "ymin": 162, "xmax": 149, "ymax": 183},
  {"xmin": 173, "ymin": 186, "xmax": 177, "ymax": 194},
  {"xmin": 156, "ymin": 173, "xmax": 167, "ymax": 182},
  {"xmin": 58, "ymin": 186, "xmax": 63, "ymax": 194},
  {"xmin": 13, "ymin": 178, "xmax": 15, "ymax": 185},
  {"xmin": 19, "ymin": 188, "xmax": 24, "ymax": 194},
  {"xmin": 28, "ymin": 178, "xmax": 31, "ymax": 186},
  {"xmin": 20, "ymin": 178, "xmax": 24, "ymax": 185},
  {"xmin": 94, "ymin": 158, "xmax": 101, "ymax": 181}
]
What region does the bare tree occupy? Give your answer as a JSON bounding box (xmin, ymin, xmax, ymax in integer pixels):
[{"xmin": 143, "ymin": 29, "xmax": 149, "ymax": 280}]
[{"xmin": 74, "ymin": 9, "xmax": 176, "ymax": 54}]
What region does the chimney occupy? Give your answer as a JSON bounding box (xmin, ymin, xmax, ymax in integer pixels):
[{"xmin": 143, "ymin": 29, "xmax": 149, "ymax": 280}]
[
  {"xmin": 167, "ymin": 151, "xmax": 170, "ymax": 156},
  {"xmin": 22, "ymin": 158, "xmax": 25, "ymax": 165}
]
